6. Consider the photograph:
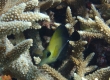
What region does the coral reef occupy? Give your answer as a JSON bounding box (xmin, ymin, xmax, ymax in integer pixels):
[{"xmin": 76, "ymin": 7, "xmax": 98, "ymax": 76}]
[{"xmin": 0, "ymin": 0, "xmax": 110, "ymax": 80}]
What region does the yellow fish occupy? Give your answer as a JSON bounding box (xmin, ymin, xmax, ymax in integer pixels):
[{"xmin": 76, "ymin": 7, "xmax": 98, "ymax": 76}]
[{"xmin": 39, "ymin": 25, "xmax": 80, "ymax": 66}]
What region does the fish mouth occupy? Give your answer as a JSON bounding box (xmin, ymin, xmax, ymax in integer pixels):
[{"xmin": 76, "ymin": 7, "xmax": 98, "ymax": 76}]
[{"xmin": 39, "ymin": 59, "xmax": 47, "ymax": 66}]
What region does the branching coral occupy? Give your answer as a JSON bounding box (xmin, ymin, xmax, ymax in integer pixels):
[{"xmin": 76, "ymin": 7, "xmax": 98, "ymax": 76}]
[
  {"xmin": 38, "ymin": 0, "xmax": 61, "ymax": 11},
  {"xmin": 0, "ymin": 0, "xmax": 52, "ymax": 80},
  {"xmin": 77, "ymin": 4, "xmax": 110, "ymax": 44},
  {"xmin": 0, "ymin": 0, "xmax": 110, "ymax": 80},
  {"xmin": 69, "ymin": 40, "xmax": 96, "ymax": 78},
  {"xmin": 56, "ymin": 0, "xmax": 87, "ymax": 16}
]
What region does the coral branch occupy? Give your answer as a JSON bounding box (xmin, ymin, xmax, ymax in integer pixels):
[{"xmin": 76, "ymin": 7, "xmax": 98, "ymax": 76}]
[
  {"xmin": 40, "ymin": 64, "xmax": 67, "ymax": 80},
  {"xmin": 0, "ymin": 21, "xmax": 31, "ymax": 38}
]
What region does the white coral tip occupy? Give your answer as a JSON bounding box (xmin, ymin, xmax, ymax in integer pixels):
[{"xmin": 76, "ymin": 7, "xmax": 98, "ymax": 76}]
[
  {"xmin": 20, "ymin": 3, "xmax": 26, "ymax": 7},
  {"xmin": 27, "ymin": 22, "xmax": 32, "ymax": 26}
]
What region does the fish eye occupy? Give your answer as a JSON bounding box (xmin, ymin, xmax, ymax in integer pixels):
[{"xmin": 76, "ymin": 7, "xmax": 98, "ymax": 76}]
[{"xmin": 46, "ymin": 51, "xmax": 51, "ymax": 58}]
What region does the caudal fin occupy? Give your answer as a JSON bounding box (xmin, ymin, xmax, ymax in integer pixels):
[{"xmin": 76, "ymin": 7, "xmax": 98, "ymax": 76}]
[{"xmin": 70, "ymin": 30, "xmax": 80, "ymax": 41}]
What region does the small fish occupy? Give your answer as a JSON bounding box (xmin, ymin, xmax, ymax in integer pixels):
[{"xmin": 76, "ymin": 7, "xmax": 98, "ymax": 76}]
[{"xmin": 39, "ymin": 25, "xmax": 80, "ymax": 66}]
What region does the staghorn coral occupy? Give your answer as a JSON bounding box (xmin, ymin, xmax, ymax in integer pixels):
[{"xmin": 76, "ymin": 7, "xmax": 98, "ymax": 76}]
[
  {"xmin": 0, "ymin": 0, "xmax": 7, "ymax": 12},
  {"xmin": 0, "ymin": 0, "xmax": 110, "ymax": 80},
  {"xmin": 56, "ymin": 0, "xmax": 87, "ymax": 17},
  {"xmin": 38, "ymin": 0, "xmax": 61, "ymax": 11},
  {"xmin": 0, "ymin": 3, "xmax": 50, "ymax": 22},
  {"xmin": 0, "ymin": 0, "xmax": 53, "ymax": 80},
  {"xmin": 77, "ymin": 4, "xmax": 110, "ymax": 44},
  {"xmin": 39, "ymin": 64, "xmax": 67, "ymax": 80},
  {"xmin": 65, "ymin": 6, "xmax": 77, "ymax": 35}
]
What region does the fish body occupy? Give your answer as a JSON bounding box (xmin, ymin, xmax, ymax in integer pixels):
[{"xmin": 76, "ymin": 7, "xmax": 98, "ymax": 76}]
[{"xmin": 39, "ymin": 25, "xmax": 80, "ymax": 66}]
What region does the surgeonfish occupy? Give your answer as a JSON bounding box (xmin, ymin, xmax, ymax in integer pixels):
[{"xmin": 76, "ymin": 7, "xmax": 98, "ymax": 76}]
[{"xmin": 39, "ymin": 25, "xmax": 80, "ymax": 66}]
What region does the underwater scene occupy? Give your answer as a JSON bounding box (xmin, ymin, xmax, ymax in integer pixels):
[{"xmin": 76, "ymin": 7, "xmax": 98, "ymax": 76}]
[{"xmin": 0, "ymin": 0, "xmax": 110, "ymax": 80}]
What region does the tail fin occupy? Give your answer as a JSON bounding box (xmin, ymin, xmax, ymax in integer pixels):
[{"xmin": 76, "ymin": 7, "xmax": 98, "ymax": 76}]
[{"xmin": 70, "ymin": 30, "xmax": 80, "ymax": 41}]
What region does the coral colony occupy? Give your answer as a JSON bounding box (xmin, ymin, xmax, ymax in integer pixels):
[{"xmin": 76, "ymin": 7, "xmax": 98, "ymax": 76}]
[{"xmin": 0, "ymin": 0, "xmax": 110, "ymax": 80}]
